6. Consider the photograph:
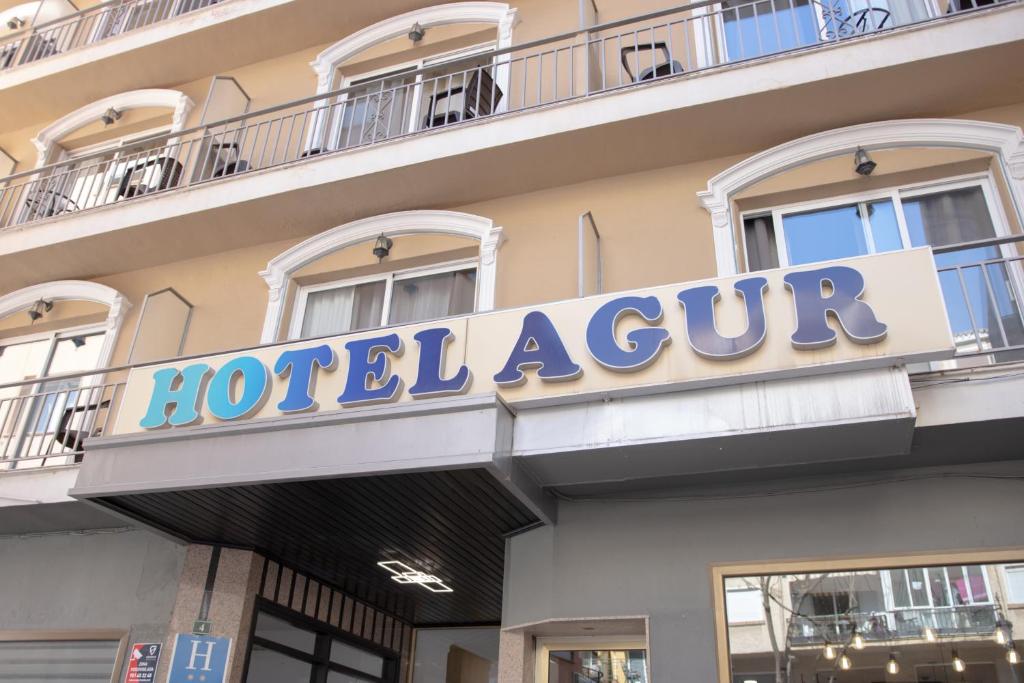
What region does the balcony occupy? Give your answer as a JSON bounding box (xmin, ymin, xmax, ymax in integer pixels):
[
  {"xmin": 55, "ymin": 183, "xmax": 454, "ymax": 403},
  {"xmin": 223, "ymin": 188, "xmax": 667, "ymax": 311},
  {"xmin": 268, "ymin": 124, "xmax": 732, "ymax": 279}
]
[
  {"xmin": 0, "ymin": 0, "xmax": 1021, "ymax": 290},
  {"xmin": 0, "ymin": 0, "xmax": 450, "ymax": 131},
  {"xmin": 789, "ymin": 604, "xmax": 1000, "ymax": 645}
]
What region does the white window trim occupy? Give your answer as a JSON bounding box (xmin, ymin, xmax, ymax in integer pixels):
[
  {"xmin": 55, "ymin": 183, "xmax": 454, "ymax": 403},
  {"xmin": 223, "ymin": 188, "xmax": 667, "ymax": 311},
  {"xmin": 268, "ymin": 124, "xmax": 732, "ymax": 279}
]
[
  {"xmin": 699, "ymin": 119, "xmax": 1024, "ymax": 276},
  {"xmin": 534, "ymin": 636, "xmax": 649, "ymax": 683},
  {"xmin": 288, "ymin": 257, "xmax": 478, "ymax": 340},
  {"xmin": 260, "ymin": 210, "xmax": 503, "ymax": 344},
  {"xmin": 31, "ymin": 89, "xmax": 193, "ymax": 168},
  {"xmin": 0, "ymin": 280, "xmax": 129, "ymax": 373},
  {"xmin": 739, "ymin": 172, "xmax": 1013, "ymax": 269},
  {"xmin": 725, "ymin": 586, "xmax": 766, "ymax": 625},
  {"xmin": 881, "ymin": 565, "xmax": 996, "ymax": 611},
  {"xmin": 1004, "ymin": 564, "xmax": 1024, "ymax": 606}
]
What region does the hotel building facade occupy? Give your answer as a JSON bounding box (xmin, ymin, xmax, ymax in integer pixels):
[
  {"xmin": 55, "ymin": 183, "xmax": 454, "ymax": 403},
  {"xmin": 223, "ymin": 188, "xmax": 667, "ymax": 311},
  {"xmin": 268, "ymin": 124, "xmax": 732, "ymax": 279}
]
[{"xmin": 0, "ymin": 0, "xmax": 1023, "ymax": 681}]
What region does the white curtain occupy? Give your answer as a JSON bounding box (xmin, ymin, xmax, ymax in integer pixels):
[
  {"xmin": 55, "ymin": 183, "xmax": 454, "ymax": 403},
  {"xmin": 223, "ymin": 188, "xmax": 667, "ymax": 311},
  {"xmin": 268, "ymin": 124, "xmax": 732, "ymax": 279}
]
[
  {"xmin": 301, "ymin": 287, "xmax": 355, "ymax": 338},
  {"xmin": 389, "ymin": 270, "xmax": 475, "ymax": 326}
]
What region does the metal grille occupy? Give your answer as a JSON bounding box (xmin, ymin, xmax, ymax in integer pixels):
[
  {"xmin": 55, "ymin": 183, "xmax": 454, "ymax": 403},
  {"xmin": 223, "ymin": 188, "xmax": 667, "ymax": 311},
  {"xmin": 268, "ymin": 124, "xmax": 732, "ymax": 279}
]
[{"xmin": 0, "ymin": 0, "xmax": 1015, "ymax": 230}]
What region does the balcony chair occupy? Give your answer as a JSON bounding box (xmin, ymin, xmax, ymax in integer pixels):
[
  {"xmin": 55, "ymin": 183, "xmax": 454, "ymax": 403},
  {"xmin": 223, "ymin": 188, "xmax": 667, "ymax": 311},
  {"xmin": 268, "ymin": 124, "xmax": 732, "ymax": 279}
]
[
  {"xmin": 51, "ymin": 398, "xmax": 111, "ymax": 464},
  {"xmin": 422, "ymin": 68, "xmax": 504, "ymax": 129},
  {"xmin": 0, "ymin": 42, "xmax": 19, "ymax": 69},
  {"xmin": 116, "ymin": 155, "xmax": 183, "ymax": 199},
  {"xmin": 208, "ymin": 142, "xmax": 251, "ymax": 178},
  {"xmin": 23, "ymin": 187, "xmax": 79, "ymax": 220},
  {"xmin": 620, "ymin": 43, "xmax": 684, "ymax": 82}
]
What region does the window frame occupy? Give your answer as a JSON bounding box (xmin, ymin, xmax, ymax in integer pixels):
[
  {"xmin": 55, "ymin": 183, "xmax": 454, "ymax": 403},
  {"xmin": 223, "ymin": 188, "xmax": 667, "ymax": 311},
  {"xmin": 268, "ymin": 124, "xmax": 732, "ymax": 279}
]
[
  {"xmin": 739, "ymin": 171, "xmax": 1013, "ymax": 271},
  {"xmin": 243, "ymin": 600, "xmax": 399, "ymax": 683},
  {"xmin": 1004, "ymin": 564, "xmax": 1024, "ymax": 606},
  {"xmin": 288, "ymin": 257, "xmax": 479, "ymax": 340},
  {"xmin": 534, "ymin": 635, "xmax": 650, "ymax": 683},
  {"xmin": 880, "ymin": 564, "xmax": 996, "ymax": 610}
]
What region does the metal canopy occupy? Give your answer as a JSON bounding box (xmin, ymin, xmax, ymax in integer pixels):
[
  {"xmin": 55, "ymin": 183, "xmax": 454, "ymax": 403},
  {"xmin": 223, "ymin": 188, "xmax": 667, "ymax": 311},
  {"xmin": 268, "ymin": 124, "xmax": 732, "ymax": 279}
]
[{"xmin": 96, "ymin": 467, "xmax": 539, "ymax": 626}]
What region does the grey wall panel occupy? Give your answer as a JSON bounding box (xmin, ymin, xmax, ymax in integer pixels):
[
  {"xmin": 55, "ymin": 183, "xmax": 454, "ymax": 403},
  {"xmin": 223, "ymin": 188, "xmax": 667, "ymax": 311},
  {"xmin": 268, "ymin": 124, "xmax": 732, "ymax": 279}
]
[{"xmin": 503, "ymin": 460, "xmax": 1024, "ymax": 683}]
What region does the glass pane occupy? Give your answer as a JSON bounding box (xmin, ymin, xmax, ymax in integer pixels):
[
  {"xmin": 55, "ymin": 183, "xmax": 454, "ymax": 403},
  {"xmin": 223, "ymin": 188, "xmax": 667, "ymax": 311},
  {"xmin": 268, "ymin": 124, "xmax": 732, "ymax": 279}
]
[
  {"xmin": 254, "ymin": 612, "xmax": 317, "ymax": 654},
  {"xmin": 889, "ymin": 570, "xmax": 910, "ymax": 608},
  {"xmin": 965, "ymin": 565, "xmax": 989, "ymax": 602},
  {"xmin": 48, "ymin": 333, "xmax": 105, "ymax": 375},
  {"xmin": 865, "ymin": 199, "xmax": 902, "ymax": 252},
  {"xmin": 0, "ymin": 338, "xmax": 51, "ymax": 385},
  {"xmin": 781, "ymin": 203, "xmax": 870, "ymax": 265},
  {"xmin": 907, "ymin": 567, "xmax": 929, "ymax": 607},
  {"xmin": 300, "ymin": 280, "xmax": 386, "ymax": 338},
  {"xmin": 246, "ymin": 643, "xmax": 312, "ymax": 683},
  {"xmin": 388, "ymin": 269, "xmax": 476, "ymax": 326},
  {"xmin": 947, "ymin": 566, "xmax": 968, "ymax": 605},
  {"xmin": 722, "ymin": 0, "xmax": 819, "ymax": 61},
  {"xmin": 327, "ymin": 671, "xmax": 369, "ymax": 683},
  {"xmin": 331, "ymin": 639, "xmax": 383, "ymax": 677},
  {"xmin": 335, "ymin": 73, "xmax": 415, "ymax": 148},
  {"xmin": 926, "ymin": 567, "xmax": 950, "ymax": 606},
  {"xmin": 903, "ymin": 186, "xmax": 997, "ymax": 259},
  {"xmin": 0, "ymin": 640, "xmax": 120, "ymax": 681},
  {"xmin": 743, "ymin": 215, "xmax": 779, "ymax": 271},
  {"xmin": 1006, "ymin": 566, "xmax": 1024, "ymax": 603},
  {"xmin": 548, "ymin": 649, "xmax": 648, "ymax": 683},
  {"xmin": 726, "ymin": 587, "xmax": 763, "ymax": 623}
]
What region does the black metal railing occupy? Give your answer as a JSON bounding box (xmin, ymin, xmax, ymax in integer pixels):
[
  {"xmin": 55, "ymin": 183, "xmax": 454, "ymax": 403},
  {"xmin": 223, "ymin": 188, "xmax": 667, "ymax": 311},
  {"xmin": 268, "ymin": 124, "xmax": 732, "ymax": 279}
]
[{"xmin": 789, "ymin": 604, "xmax": 999, "ymax": 644}]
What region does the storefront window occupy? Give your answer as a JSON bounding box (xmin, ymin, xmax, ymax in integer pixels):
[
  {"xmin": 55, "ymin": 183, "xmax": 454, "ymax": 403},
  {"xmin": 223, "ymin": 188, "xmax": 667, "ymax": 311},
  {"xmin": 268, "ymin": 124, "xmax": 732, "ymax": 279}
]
[
  {"xmin": 546, "ymin": 648, "xmax": 648, "ymax": 683},
  {"xmin": 722, "ymin": 560, "xmax": 1024, "ymax": 683}
]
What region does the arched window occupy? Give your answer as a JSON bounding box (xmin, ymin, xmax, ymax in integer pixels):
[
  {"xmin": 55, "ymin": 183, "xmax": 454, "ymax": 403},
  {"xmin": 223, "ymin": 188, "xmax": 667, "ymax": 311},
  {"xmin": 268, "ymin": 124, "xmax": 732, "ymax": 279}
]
[
  {"xmin": 259, "ymin": 210, "xmax": 504, "ymax": 343},
  {"xmin": 698, "ymin": 118, "xmax": 1024, "ymax": 360},
  {"xmin": 21, "ymin": 89, "xmax": 193, "ymax": 222},
  {"xmin": 305, "ymin": 3, "xmax": 516, "ymax": 152},
  {"xmin": 0, "ymin": 280, "xmax": 129, "ymax": 466}
]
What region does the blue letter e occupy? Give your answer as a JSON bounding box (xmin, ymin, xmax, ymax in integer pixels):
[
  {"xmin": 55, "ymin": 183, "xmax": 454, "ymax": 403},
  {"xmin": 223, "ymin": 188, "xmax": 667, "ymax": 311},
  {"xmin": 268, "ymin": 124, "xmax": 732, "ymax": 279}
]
[{"xmin": 139, "ymin": 364, "xmax": 212, "ymax": 429}]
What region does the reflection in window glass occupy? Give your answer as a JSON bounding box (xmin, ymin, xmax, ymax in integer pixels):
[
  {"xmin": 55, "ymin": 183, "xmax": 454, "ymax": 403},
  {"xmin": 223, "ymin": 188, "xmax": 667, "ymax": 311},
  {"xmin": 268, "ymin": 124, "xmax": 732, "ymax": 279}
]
[
  {"xmin": 245, "ymin": 643, "xmax": 312, "ymax": 683},
  {"xmin": 331, "ymin": 639, "xmax": 383, "ymax": 677},
  {"xmin": 722, "ymin": 0, "xmax": 818, "ymax": 61},
  {"xmin": 725, "ymin": 561, "xmax": 1012, "ymax": 683},
  {"xmin": 548, "ymin": 649, "xmax": 648, "ymax": 683},
  {"xmin": 254, "ymin": 612, "xmax": 317, "ymax": 654},
  {"xmin": 782, "ymin": 203, "xmax": 869, "ymax": 265}
]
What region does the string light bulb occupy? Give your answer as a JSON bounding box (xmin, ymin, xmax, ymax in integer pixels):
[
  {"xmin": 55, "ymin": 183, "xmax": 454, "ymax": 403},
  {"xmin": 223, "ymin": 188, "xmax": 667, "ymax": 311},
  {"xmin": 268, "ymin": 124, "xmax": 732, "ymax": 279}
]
[
  {"xmin": 1008, "ymin": 645, "xmax": 1021, "ymax": 665},
  {"xmin": 823, "ymin": 642, "xmax": 836, "ymax": 660},
  {"xmin": 886, "ymin": 654, "xmax": 900, "ymax": 675},
  {"xmin": 851, "ymin": 631, "xmax": 866, "ymax": 650},
  {"xmin": 995, "ymin": 620, "xmax": 1011, "ymax": 645},
  {"xmin": 838, "ymin": 654, "xmax": 852, "ymax": 670},
  {"xmin": 923, "ymin": 626, "xmax": 937, "ymax": 642},
  {"xmin": 951, "ymin": 649, "xmax": 966, "ymax": 673}
]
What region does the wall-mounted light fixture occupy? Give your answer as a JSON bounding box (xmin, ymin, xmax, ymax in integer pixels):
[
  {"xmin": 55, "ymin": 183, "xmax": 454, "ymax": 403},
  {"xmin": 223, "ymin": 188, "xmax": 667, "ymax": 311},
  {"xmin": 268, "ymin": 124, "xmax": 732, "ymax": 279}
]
[
  {"xmin": 854, "ymin": 147, "xmax": 877, "ymax": 176},
  {"xmin": 100, "ymin": 107, "xmax": 122, "ymax": 126},
  {"xmin": 27, "ymin": 299, "xmax": 52, "ymax": 321},
  {"xmin": 372, "ymin": 234, "xmax": 393, "ymax": 261},
  {"xmin": 378, "ymin": 560, "xmax": 452, "ymax": 593},
  {"xmin": 408, "ymin": 22, "xmax": 425, "ymax": 42},
  {"xmin": 6, "ymin": 16, "xmax": 25, "ymax": 30}
]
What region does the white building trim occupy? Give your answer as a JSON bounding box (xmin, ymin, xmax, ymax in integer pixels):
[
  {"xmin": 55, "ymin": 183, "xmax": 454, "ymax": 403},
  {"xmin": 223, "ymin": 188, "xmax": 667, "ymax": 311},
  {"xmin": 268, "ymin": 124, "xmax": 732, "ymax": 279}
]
[
  {"xmin": 259, "ymin": 210, "xmax": 504, "ymax": 343},
  {"xmin": 698, "ymin": 118, "xmax": 1024, "ymax": 275},
  {"xmin": 31, "ymin": 89, "xmax": 194, "ymax": 166},
  {"xmin": 0, "ymin": 279, "xmax": 130, "ymax": 369},
  {"xmin": 310, "ymin": 2, "xmax": 518, "ymax": 93}
]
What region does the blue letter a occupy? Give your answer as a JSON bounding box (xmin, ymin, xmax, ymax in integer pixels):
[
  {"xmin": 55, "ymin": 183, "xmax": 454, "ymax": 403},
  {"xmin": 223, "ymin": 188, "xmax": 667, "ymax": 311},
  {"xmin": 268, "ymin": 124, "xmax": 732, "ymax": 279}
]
[{"xmin": 494, "ymin": 311, "xmax": 582, "ymax": 387}]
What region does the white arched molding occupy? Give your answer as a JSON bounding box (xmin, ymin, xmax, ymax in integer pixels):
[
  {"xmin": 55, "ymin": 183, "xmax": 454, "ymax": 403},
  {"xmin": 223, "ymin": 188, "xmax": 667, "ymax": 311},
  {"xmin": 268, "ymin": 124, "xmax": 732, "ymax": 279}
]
[
  {"xmin": 0, "ymin": 280, "xmax": 130, "ymax": 370},
  {"xmin": 31, "ymin": 89, "xmax": 194, "ymax": 167},
  {"xmin": 259, "ymin": 210, "xmax": 505, "ymax": 343},
  {"xmin": 310, "ymin": 2, "xmax": 518, "ymax": 93},
  {"xmin": 698, "ymin": 119, "xmax": 1024, "ymax": 276}
]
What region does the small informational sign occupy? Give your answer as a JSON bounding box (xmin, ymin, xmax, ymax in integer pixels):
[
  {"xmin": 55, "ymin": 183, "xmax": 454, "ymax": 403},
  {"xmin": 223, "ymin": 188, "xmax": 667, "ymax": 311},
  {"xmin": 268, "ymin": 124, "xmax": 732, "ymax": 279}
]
[
  {"xmin": 191, "ymin": 619, "xmax": 213, "ymax": 636},
  {"xmin": 124, "ymin": 643, "xmax": 161, "ymax": 683},
  {"xmin": 167, "ymin": 634, "xmax": 231, "ymax": 683}
]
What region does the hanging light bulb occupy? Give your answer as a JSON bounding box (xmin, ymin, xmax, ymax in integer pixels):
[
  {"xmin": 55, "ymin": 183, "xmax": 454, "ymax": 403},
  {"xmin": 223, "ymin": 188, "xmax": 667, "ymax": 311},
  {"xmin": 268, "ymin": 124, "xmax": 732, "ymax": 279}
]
[
  {"xmin": 851, "ymin": 630, "xmax": 866, "ymax": 650},
  {"xmin": 838, "ymin": 653, "xmax": 852, "ymax": 670},
  {"xmin": 923, "ymin": 625, "xmax": 937, "ymax": 642},
  {"xmin": 951, "ymin": 649, "xmax": 966, "ymax": 673},
  {"xmin": 886, "ymin": 654, "xmax": 900, "ymax": 675},
  {"xmin": 823, "ymin": 642, "xmax": 837, "ymax": 660},
  {"xmin": 994, "ymin": 619, "xmax": 1011, "ymax": 645},
  {"xmin": 1008, "ymin": 645, "xmax": 1021, "ymax": 665}
]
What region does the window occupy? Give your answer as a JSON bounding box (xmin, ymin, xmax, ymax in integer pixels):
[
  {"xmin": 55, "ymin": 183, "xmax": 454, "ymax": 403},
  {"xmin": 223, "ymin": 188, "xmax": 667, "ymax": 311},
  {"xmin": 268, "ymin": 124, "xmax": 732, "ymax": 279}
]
[
  {"xmin": 725, "ymin": 585, "xmax": 764, "ymax": 624},
  {"xmin": 536, "ymin": 639, "xmax": 648, "ymax": 683},
  {"xmin": 0, "ymin": 635, "xmax": 124, "ymax": 681},
  {"xmin": 721, "ymin": 559, "xmax": 1017, "ymax": 683},
  {"xmin": 246, "ymin": 607, "xmax": 394, "ymax": 683},
  {"xmin": 741, "ymin": 175, "xmax": 1024, "ymax": 355},
  {"xmin": 325, "ymin": 44, "xmax": 501, "ymax": 151},
  {"xmin": 291, "ymin": 261, "xmax": 477, "ymax": 340},
  {"xmin": 1005, "ymin": 565, "xmax": 1024, "ymax": 604}
]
